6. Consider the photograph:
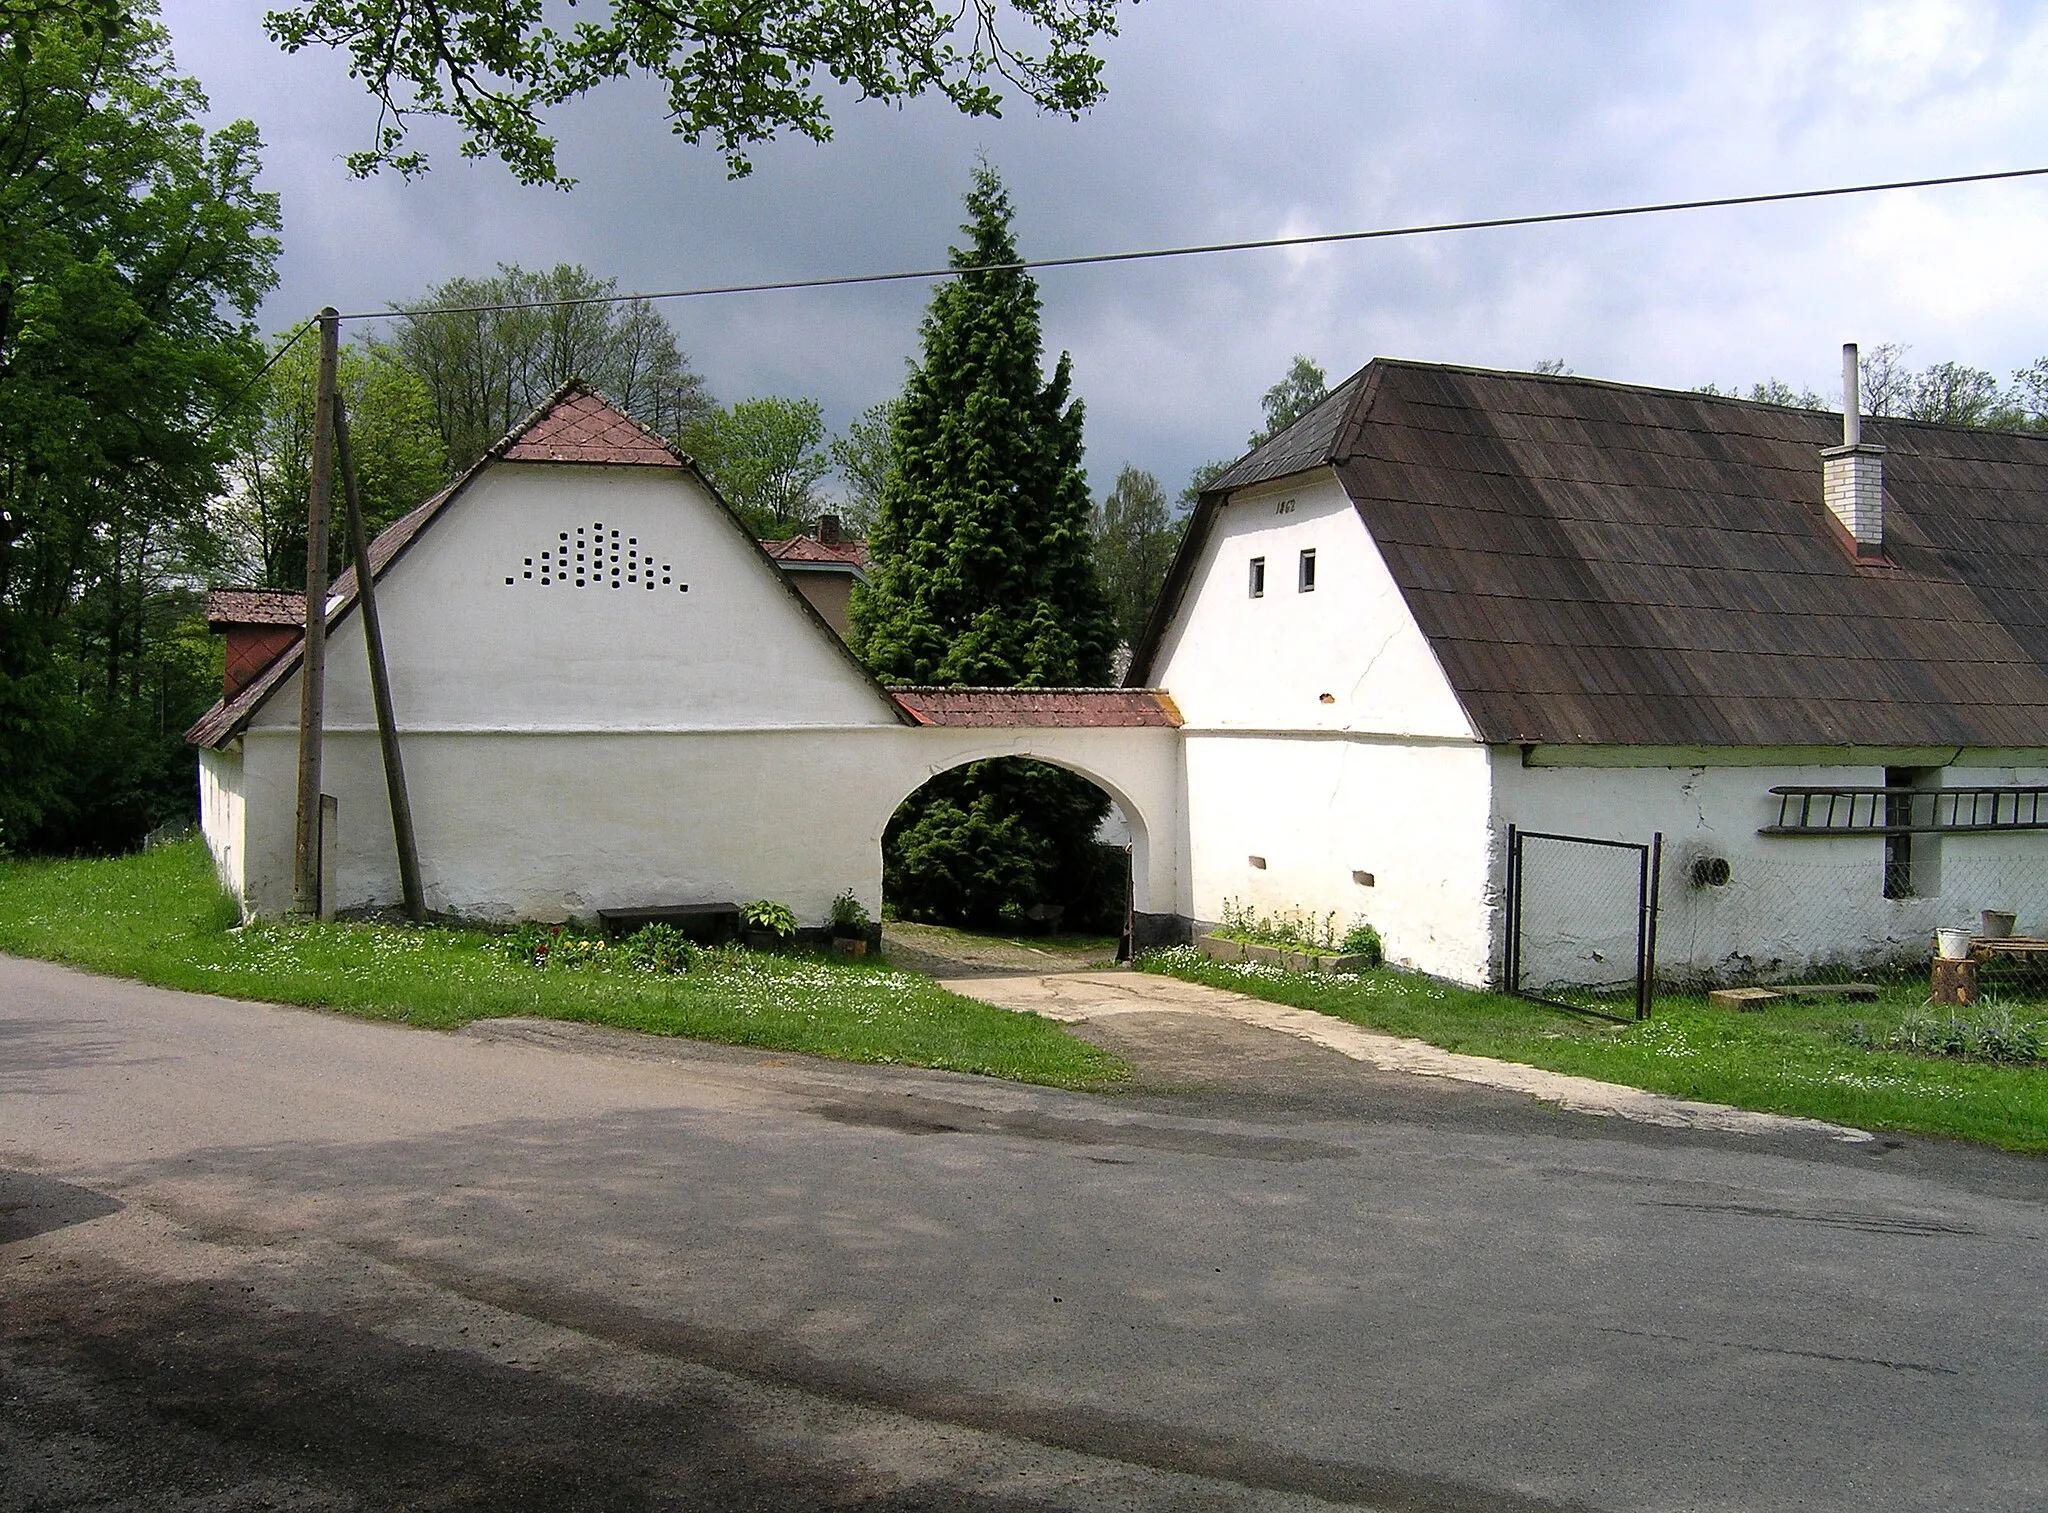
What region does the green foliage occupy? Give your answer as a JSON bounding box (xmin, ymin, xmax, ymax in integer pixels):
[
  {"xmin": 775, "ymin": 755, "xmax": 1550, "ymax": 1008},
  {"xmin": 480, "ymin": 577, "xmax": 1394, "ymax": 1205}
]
[
  {"xmin": 263, "ymin": 0, "xmax": 1128, "ymax": 186},
  {"xmin": 828, "ymin": 889, "xmax": 869, "ymax": 936},
  {"xmin": 0, "ymin": 841, "xmax": 1125, "ymax": 1088},
  {"xmin": 851, "ymin": 165, "xmax": 1118, "ymax": 933},
  {"xmin": 0, "ymin": 1, "xmax": 281, "ymax": 850},
  {"xmin": 1879, "ymin": 999, "xmax": 2043, "ymax": 1063},
  {"xmin": 827, "ymin": 399, "xmax": 899, "ymax": 538},
  {"xmin": 1248, "ymin": 354, "xmax": 1329, "ymax": 447},
  {"xmin": 682, "ymin": 395, "xmax": 829, "ymax": 538},
  {"xmin": 739, "ymin": 898, "xmax": 798, "ymax": 938},
  {"xmin": 622, "ymin": 922, "xmax": 696, "ymax": 974},
  {"xmin": 1340, "ymin": 919, "xmax": 1384, "ymax": 965},
  {"xmin": 1093, "ymin": 465, "xmax": 1184, "ymax": 650},
  {"xmin": 1214, "ymin": 899, "xmax": 1353, "ymax": 954},
  {"xmin": 222, "ymin": 332, "xmax": 448, "ymax": 589},
  {"xmin": 393, "ymin": 263, "xmax": 712, "ymax": 470},
  {"xmin": 852, "ymin": 164, "xmax": 1115, "ymax": 688},
  {"xmin": 1178, "ymin": 456, "xmax": 1235, "ymax": 512}
]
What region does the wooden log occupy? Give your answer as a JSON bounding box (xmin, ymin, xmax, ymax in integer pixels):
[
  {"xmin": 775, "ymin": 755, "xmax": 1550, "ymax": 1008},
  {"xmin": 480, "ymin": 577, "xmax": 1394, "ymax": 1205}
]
[
  {"xmin": 1709, "ymin": 987, "xmax": 1781, "ymax": 1011},
  {"xmin": 334, "ymin": 392, "xmax": 425, "ymax": 922},
  {"xmin": 1931, "ymin": 957, "xmax": 1978, "ymax": 1007}
]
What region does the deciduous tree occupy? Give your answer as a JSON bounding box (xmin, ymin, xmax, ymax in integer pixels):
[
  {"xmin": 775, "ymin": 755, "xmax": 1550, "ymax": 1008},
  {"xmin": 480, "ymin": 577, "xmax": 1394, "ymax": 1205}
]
[
  {"xmin": 264, "ymin": 0, "xmax": 1129, "ymax": 186},
  {"xmin": 392, "ymin": 264, "xmax": 712, "ymax": 470},
  {"xmin": 827, "ymin": 400, "xmax": 899, "ymax": 538},
  {"xmin": 1248, "ymin": 354, "xmax": 1329, "ymax": 447},
  {"xmin": 1093, "ymin": 465, "xmax": 1181, "ymax": 651},
  {"xmin": 683, "ymin": 396, "xmax": 830, "ymax": 538},
  {"xmin": 0, "ymin": 1, "xmax": 279, "ymax": 848},
  {"xmin": 221, "ymin": 333, "xmax": 448, "ymax": 589}
]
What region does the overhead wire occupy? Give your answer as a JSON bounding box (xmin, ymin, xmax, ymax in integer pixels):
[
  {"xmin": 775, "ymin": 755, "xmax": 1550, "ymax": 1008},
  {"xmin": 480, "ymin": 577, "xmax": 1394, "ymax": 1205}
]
[{"xmin": 329, "ymin": 164, "xmax": 2048, "ymax": 324}]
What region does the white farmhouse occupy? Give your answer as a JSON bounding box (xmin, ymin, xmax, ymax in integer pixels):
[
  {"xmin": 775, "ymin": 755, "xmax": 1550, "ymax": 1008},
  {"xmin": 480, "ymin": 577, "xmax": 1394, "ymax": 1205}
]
[
  {"xmin": 193, "ymin": 362, "xmax": 2048, "ymax": 989},
  {"xmin": 1132, "ymin": 358, "xmax": 2048, "ymax": 986},
  {"xmin": 191, "ymin": 385, "xmax": 1181, "ymax": 937}
]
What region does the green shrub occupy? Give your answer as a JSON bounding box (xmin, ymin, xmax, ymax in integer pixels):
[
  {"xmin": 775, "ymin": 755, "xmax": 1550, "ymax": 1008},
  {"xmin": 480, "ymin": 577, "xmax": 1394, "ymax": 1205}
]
[
  {"xmin": 1340, "ymin": 918, "xmax": 1383, "ymax": 966},
  {"xmin": 621, "ymin": 922, "xmax": 694, "ymax": 974},
  {"xmin": 828, "ymin": 890, "xmax": 870, "ymax": 937},
  {"xmin": 740, "ymin": 899, "xmax": 798, "ymax": 939}
]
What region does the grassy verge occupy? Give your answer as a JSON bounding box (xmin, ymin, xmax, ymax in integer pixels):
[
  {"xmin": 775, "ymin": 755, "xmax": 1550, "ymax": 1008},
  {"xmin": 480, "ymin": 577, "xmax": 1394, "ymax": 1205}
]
[
  {"xmin": 0, "ymin": 841, "xmax": 1127, "ymax": 1091},
  {"xmin": 1142, "ymin": 947, "xmax": 2048, "ymax": 1153}
]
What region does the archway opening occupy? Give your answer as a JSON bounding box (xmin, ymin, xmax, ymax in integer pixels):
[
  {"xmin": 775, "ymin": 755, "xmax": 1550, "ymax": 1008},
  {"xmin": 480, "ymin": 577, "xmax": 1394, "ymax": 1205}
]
[{"xmin": 883, "ymin": 757, "xmax": 1132, "ymax": 938}]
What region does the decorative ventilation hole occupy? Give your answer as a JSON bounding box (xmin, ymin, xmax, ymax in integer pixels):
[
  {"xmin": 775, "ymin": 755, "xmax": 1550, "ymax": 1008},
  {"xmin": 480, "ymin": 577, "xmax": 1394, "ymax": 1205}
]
[{"xmin": 506, "ymin": 524, "xmax": 687, "ymax": 592}]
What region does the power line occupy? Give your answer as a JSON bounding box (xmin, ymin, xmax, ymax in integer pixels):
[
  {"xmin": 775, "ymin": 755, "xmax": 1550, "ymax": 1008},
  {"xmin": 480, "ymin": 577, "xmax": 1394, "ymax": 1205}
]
[{"xmin": 334, "ymin": 165, "xmax": 2048, "ymax": 324}]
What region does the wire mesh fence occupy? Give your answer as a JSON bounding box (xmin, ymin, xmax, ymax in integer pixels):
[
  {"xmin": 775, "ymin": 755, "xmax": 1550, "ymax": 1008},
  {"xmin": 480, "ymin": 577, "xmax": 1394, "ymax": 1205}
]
[
  {"xmin": 1658, "ymin": 840, "xmax": 2048, "ymax": 1002},
  {"xmin": 1505, "ymin": 828, "xmax": 1661, "ymax": 1020}
]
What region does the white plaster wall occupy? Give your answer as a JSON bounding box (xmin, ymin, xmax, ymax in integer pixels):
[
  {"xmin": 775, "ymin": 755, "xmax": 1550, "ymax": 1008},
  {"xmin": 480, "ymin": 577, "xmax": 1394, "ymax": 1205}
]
[
  {"xmin": 1181, "ymin": 732, "xmax": 1494, "ymax": 983},
  {"xmin": 233, "ymin": 731, "xmax": 305, "ymax": 918},
  {"xmin": 197, "ymin": 745, "xmax": 246, "ymax": 903},
  {"xmin": 250, "ymin": 463, "xmax": 901, "ymax": 738},
  {"xmin": 1489, "ymin": 754, "xmax": 2048, "ymax": 983},
  {"xmin": 1148, "ymin": 469, "xmax": 1473, "ymax": 740},
  {"xmin": 248, "ymin": 722, "xmax": 1180, "ymax": 926}
]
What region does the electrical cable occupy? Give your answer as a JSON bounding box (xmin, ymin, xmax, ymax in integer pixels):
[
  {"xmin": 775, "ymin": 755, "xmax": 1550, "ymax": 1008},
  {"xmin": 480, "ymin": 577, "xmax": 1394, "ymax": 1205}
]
[{"xmin": 331, "ymin": 164, "xmax": 2048, "ymax": 324}]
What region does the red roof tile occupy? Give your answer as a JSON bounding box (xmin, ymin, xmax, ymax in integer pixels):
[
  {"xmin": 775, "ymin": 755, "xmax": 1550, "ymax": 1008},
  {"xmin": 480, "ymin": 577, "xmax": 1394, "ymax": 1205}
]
[
  {"xmin": 889, "ymin": 687, "xmax": 1182, "ymax": 729},
  {"xmin": 761, "ymin": 536, "xmax": 870, "ymax": 569},
  {"xmin": 502, "ymin": 387, "xmax": 684, "ymax": 467}
]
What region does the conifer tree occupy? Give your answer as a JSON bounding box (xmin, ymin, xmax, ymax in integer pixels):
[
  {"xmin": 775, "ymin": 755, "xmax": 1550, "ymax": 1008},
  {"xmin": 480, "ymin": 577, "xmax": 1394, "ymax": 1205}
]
[
  {"xmin": 855, "ymin": 165, "xmax": 1114, "ymax": 685},
  {"xmin": 854, "ymin": 166, "xmax": 1122, "ymax": 930}
]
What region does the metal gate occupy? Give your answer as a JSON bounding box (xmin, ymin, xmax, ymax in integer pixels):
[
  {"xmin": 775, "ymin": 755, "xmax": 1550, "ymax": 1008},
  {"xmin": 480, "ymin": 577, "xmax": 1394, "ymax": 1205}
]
[{"xmin": 1504, "ymin": 827, "xmax": 1663, "ymax": 1021}]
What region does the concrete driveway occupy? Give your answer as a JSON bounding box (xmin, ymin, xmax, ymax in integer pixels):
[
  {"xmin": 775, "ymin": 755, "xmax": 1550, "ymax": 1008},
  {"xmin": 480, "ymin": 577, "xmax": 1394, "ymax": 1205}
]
[{"xmin": 3, "ymin": 951, "xmax": 2044, "ymax": 1512}]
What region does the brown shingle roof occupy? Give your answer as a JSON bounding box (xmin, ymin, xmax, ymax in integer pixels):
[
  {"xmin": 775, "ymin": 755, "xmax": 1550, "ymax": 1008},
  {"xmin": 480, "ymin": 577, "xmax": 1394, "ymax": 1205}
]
[
  {"xmin": 1133, "ymin": 359, "xmax": 2048, "ymax": 749},
  {"xmin": 890, "ymin": 687, "xmax": 1182, "ymax": 728}
]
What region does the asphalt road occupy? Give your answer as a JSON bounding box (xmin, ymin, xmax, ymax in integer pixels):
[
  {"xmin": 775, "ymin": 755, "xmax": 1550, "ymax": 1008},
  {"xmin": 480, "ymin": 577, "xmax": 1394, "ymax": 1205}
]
[{"xmin": 2, "ymin": 952, "xmax": 2044, "ymax": 1512}]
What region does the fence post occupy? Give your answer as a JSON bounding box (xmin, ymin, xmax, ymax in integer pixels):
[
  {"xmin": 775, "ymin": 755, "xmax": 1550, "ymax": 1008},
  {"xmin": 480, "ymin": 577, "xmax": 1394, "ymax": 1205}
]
[
  {"xmin": 1638, "ymin": 832, "xmax": 1664, "ymax": 1020},
  {"xmin": 1504, "ymin": 823, "xmax": 1520, "ymax": 993}
]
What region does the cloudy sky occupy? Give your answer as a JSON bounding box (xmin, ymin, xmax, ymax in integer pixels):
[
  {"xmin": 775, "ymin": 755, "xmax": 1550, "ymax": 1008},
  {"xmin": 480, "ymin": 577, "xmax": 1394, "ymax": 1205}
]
[{"xmin": 161, "ymin": 0, "xmax": 2048, "ymax": 502}]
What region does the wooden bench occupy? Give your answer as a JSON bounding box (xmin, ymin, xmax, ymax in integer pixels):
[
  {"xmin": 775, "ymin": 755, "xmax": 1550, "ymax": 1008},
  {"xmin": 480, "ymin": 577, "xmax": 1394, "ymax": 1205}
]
[
  {"xmin": 1970, "ymin": 935, "xmax": 2048, "ymax": 962},
  {"xmin": 595, "ymin": 902, "xmax": 740, "ymax": 943}
]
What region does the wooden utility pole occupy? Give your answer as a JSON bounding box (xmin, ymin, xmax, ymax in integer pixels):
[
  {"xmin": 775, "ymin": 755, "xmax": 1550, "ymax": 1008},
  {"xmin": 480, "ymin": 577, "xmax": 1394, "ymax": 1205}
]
[
  {"xmin": 334, "ymin": 392, "xmax": 426, "ymax": 921},
  {"xmin": 290, "ymin": 309, "xmax": 340, "ymax": 916}
]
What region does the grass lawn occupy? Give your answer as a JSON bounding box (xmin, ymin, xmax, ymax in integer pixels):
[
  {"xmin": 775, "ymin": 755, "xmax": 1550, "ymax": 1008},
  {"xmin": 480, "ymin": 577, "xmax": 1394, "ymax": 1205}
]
[
  {"xmin": 1142, "ymin": 947, "xmax": 2048, "ymax": 1153},
  {"xmin": 0, "ymin": 841, "xmax": 1127, "ymax": 1091}
]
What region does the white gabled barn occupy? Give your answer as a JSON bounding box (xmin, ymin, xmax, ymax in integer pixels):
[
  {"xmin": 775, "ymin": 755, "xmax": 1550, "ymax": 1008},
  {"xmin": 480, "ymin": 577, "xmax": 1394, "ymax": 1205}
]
[
  {"xmin": 191, "ymin": 386, "xmax": 1182, "ymax": 935},
  {"xmin": 1132, "ymin": 358, "xmax": 2048, "ymax": 987}
]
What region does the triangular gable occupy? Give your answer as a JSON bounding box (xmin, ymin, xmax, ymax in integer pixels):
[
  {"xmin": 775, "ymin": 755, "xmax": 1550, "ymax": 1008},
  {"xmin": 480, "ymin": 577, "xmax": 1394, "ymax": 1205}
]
[{"xmin": 188, "ymin": 381, "xmax": 911, "ymax": 747}]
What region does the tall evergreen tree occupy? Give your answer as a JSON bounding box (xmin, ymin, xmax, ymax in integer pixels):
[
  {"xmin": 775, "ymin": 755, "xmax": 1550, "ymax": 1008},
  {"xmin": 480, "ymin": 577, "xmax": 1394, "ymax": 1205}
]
[
  {"xmin": 856, "ymin": 167, "xmax": 1114, "ymax": 685},
  {"xmin": 853, "ymin": 166, "xmax": 1122, "ymax": 930}
]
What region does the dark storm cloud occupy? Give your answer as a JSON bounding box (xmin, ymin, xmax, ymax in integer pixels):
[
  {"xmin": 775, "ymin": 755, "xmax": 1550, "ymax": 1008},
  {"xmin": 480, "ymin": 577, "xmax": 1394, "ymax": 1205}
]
[{"xmin": 165, "ymin": 1, "xmax": 2048, "ymax": 497}]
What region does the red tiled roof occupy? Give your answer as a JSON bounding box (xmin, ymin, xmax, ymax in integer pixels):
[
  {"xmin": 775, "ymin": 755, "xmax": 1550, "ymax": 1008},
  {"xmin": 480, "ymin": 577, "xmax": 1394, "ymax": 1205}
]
[
  {"xmin": 761, "ymin": 536, "xmax": 869, "ymax": 569},
  {"xmin": 206, "ymin": 589, "xmax": 305, "ymax": 628},
  {"xmin": 502, "ymin": 387, "xmax": 684, "ymax": 467},
  {"xmin": 889, "ymin": 687, "xmax": 1182, "ymax": 729}
]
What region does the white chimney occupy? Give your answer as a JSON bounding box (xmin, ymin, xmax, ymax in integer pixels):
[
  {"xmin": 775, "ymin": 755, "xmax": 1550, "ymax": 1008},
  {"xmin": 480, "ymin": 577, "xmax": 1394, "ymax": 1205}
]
[{"xmin": 1822, "ymin": 342, "xmax": 1885, "ymax": 558}]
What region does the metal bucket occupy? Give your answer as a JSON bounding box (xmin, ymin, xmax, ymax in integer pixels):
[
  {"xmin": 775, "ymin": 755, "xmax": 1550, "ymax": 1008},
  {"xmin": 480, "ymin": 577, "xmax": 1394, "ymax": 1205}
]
[
  {"xmin": 1980, "ymin": 910, "xmax": 2017, "ymax": 940},
  {"xmin": 1935, "ymin": 926, "xmax": 1975, "ymax": 960}
]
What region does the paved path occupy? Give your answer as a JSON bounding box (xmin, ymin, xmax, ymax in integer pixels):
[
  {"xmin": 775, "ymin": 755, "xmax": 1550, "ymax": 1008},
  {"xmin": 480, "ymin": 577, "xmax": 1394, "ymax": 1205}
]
[
  {"xmin": 3, "ymin": 952, "xmax": 2045, "ymax": 1512},
  {"xmin": 937, "ymin": 968, "xmax": 1874, "ymax": 1141}
]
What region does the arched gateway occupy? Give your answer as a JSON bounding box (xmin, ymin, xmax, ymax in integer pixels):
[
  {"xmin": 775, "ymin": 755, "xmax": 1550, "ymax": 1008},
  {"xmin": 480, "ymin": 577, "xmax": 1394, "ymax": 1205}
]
[{"xmin": 189, "ymin": 384, "xmax": 1188, "ymax": 943}]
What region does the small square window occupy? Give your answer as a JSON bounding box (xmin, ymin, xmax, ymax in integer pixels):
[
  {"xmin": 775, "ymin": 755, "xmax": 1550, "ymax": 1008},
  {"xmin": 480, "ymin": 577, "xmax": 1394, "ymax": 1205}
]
[
  {"xmin": 1249, "ymin": 556, "xmax": 1266, "ymax": 598},
  {"xmin": 1298, "ymin": 548, "xmax": 1317, "ymax": 592}
]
